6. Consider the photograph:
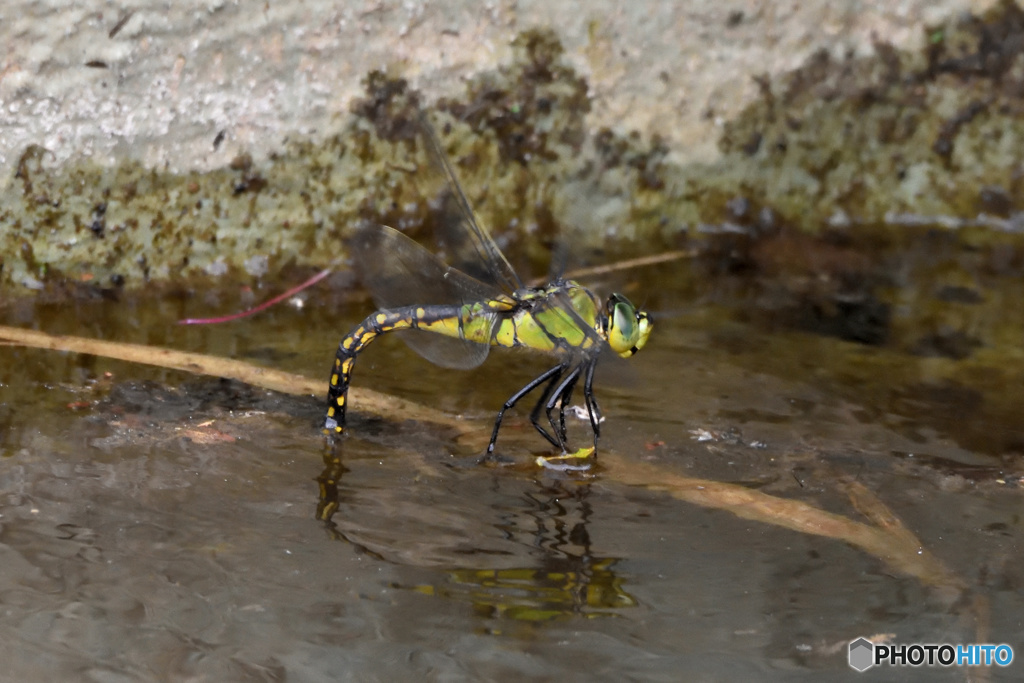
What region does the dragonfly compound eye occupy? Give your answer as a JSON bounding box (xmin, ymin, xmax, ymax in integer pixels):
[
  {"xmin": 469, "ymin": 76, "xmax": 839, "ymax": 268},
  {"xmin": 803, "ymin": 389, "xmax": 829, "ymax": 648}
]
[{"xmin": 604, "ymin": 294, "xmax": 639, "ymax": 357}]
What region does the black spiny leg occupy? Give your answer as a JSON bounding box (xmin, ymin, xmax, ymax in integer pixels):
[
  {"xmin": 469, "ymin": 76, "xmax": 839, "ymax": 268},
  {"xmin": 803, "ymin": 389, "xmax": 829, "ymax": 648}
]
[
  {"xmin": 582, "ymin": 359, "xmax": 601, "ymax": 447},
  {"xmin": 526, "ymin": 361, "xmax": 576, "ymax": 451},
  {"xmin": 487, "ymin": 362, "xmax": 567, "ymax": 455},
  {"xmin": 543, "ymin": 363, "xmax": 582, "ymax": 449},
  {"xmin": 534, "ymin": 358, "xmax": 600, "ymax": 471}
]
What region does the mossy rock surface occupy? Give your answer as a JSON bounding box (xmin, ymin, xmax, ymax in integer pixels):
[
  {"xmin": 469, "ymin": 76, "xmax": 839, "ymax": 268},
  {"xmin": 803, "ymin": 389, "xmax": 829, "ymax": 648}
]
[{"xmin": 3, "ymin": 4, "xmax": 1024, "ymax": 303}]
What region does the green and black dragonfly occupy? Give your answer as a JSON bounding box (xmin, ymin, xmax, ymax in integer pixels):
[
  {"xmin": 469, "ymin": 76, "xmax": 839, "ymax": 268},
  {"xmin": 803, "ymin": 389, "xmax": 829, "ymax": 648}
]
[{"xmin": 323, "ymin": 117, "xmax": 652, "ymax": 465}]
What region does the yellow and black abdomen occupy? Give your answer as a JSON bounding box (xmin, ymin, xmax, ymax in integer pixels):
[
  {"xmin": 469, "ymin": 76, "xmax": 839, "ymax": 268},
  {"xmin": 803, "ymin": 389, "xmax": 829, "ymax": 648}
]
[{"xmin": 324, "ymin": 303, "xmax": 496, "ymax": 434}]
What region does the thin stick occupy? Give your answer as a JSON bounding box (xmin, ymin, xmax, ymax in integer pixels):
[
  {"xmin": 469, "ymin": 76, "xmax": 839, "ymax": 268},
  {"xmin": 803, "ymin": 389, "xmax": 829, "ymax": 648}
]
[
  {"xmin": 529, "ymin": 249, "xmax": 695, "ymax": 286},
  {"xmin": 601, "ymin": 452, "xmax": 966, "ymax": 592},
  {"xmin": 0, "ymin": 324, "xmax": 466, "ymax": 432},
  {"xmin": 178, "ymin": 268, "xmax": 332, "ymax": 325}
]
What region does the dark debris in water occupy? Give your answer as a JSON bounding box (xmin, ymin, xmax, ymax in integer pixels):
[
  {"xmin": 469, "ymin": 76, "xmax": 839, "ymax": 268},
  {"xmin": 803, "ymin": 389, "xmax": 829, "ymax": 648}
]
[
  {"xmin": 101, "ymin": 378, "xmax": 312, "ymax": 419},
  {"xmin": 909, "ymin": 328, "xmax": 983, "ymax": 360},
  {"xmin": 88, "ymin": 378, "xmax": 322, "ymax": 439}
]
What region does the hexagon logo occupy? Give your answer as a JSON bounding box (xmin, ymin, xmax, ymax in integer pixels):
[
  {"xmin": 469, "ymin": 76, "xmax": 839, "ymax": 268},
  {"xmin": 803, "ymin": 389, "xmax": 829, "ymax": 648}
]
[{"xmin": 849, "ymin": 637, "xmax": 875, "ymax": 672}]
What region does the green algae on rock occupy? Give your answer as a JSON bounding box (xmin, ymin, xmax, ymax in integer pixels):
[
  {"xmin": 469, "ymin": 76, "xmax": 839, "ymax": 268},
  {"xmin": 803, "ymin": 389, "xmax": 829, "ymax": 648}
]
[
  {"xmin": 0, "ymin": 29, "xmax": 670, "ymax": 295},
  {"xmin": 6, "ymin": 5, "xmax": 1024, "ymax": 302}
]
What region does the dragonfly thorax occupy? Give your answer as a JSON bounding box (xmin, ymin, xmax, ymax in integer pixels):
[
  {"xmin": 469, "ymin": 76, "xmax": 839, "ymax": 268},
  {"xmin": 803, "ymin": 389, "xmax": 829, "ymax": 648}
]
[{"xmin": 605, "ymin": 293, "xmax": 652, "ymax": 358}]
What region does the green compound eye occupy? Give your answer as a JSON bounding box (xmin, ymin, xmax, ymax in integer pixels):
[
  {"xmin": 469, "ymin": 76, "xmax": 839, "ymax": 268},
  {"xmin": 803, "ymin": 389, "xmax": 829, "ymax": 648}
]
[
  {"xmin": 612, "ymin": 302, "xmax": 637, "ymax": 345},
  {"xmin": 606, "ymin": 294, "xmax": 651, "ymax": 357}
]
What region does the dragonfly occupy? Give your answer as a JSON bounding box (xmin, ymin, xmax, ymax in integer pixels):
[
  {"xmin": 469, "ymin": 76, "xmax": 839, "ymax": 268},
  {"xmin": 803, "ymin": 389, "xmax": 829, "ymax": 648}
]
[{"xmin": 323, "ymin": 117, "xmax": 652, "ymax": 467}]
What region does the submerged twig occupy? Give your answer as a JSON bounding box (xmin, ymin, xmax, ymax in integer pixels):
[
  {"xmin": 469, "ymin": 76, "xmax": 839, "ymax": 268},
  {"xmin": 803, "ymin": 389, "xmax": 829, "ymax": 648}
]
[
  {"xmin": 0, "ymin": 324, "xmax": 465, "ymax": 433},
  {"xmin": 604, "ymin": 452, "xmax": 964, "ymax": 592}
]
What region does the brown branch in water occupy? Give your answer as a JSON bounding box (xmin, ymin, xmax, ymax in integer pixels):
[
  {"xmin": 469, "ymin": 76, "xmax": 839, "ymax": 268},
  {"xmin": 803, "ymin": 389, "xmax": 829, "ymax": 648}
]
[
  {"xmin": 602, "ymin": 453, "xmax": 965, "ymax": 593},
  {"xmin": 0, "ymin": 324, "xmax": 466, "ymax": 433},
  {"xmin": 606, "ymin": 457, "xmax": 984, "ymax": 671},
  {"xmin": 841, "ymin": 478, "xmax": 926, "ymax": 549}
]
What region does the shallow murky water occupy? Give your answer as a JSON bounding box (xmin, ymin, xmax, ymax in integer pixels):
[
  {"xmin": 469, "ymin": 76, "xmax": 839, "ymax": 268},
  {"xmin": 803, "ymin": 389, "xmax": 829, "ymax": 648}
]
[{"xmin": 1, "ymin": 270, "xmax": 1022, "ymax": 682}]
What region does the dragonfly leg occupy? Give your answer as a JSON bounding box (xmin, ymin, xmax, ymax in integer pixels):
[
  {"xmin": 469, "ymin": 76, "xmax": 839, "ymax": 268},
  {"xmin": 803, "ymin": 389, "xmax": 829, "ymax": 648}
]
[
  {"xmin": 531, "ymin": 361, "xmax": 599, "ymax": 472},
  {"xmin": 543, "ymin": 363, "xmax": 582, "ymax": 449},
  {"xmin": 583, "ymin": 359, "xmax": 601, "ymax": 447},
  {"xmin": 488, "ymin": 363, "xmax": 566, "ymax": 454},
  {"xmin": 527, "ymin": 362, "xmax": 579, "ymax": 451}
]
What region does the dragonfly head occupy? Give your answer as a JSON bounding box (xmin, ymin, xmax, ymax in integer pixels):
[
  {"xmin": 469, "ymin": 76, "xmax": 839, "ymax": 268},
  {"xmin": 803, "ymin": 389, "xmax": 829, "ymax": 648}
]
[{"xmin": 605, "ymin": 293, "xmax": 652, "ymax": 358}]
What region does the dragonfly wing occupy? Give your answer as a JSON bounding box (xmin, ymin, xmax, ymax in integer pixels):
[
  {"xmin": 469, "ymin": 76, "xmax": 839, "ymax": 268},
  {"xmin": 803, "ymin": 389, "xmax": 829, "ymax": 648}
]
[
  {"xmin": 350, "ymin": 223, "xmax": 495, "ymax": 370},
  {"xmin": 545, "ymin": 287, "xmax": 610, "ymax": 360},
  {"xmin": 393, "ymin": 320, "xmax": 493, "ymax": 369},
  {"xmin": 417, "ymin": 114, "xmax": 525, "ymax": 295},
  {"xmin": 351, "ymin": 222, "xmax": 497, "ymax": 308}
]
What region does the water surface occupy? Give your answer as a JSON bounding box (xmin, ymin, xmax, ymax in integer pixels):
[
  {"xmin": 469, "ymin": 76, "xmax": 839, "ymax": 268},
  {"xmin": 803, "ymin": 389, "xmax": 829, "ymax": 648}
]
[{"xmin": 0, "ymin": 272, "xmax": 1020, "ymax": 681}]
